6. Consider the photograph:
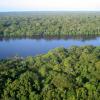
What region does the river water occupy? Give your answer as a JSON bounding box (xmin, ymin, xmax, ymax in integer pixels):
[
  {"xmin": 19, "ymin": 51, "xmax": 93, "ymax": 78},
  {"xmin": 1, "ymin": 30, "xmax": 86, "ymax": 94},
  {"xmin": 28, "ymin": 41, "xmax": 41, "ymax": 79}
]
[{"xmin": 0, "ymin": 36, "xmax": 100, "ymax": 59}]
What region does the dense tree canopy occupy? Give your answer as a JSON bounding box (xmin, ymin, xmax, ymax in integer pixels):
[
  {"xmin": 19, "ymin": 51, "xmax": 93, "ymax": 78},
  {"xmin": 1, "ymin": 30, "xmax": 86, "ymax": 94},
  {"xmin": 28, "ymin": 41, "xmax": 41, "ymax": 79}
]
[
  {"xmin": 0, "ymin": 12, "xmax": 100, "ymax": 36},
  {"xmin": 0, "ymin": 46, "xmax": 100, "ymax": 100}
]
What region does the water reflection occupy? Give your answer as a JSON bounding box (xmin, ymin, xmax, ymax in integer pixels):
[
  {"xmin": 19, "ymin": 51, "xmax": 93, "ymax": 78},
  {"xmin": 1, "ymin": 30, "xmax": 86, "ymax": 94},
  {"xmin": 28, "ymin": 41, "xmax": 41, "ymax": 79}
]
[
  {"xmin": 0, "ymin": 34, "xmax": 99, "ymax": 41},
  {"xmin": 0, "ymin": 35, "xmax": 100, "ymax": 59}
]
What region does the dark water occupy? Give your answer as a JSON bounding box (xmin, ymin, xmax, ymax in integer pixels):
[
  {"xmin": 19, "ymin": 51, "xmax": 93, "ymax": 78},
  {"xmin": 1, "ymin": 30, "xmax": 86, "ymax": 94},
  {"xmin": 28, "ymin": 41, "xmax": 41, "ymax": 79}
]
[{"xmin": 0, "ymin": 36, "xmax": 100, "ymax": 59}]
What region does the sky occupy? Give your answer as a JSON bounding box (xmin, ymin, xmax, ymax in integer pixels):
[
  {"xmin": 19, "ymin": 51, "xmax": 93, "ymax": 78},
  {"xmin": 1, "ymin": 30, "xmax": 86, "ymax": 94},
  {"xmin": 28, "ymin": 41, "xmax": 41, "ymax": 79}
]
[{"xmin": 0, "ymin": 0, "xmax": 100, "ymax": 12}]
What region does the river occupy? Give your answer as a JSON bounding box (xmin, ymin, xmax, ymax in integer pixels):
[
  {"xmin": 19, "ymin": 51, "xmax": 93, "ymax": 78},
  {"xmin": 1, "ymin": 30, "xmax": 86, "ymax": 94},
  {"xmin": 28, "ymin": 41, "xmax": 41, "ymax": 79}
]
[{"xmin": 0, "ymin": 35, "xmax": 100, "ymax": 59}]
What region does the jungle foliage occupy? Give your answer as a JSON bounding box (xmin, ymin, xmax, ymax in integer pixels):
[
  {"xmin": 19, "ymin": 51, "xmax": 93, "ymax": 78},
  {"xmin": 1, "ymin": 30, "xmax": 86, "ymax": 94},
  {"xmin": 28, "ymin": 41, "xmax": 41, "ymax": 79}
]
[
  {"xmin": 0, "ymin": 12, "xmax": 100, "ymax": 36},
  {"xmin": 0, "ymin": 46, "xmax": 100, "ymax": 100}
]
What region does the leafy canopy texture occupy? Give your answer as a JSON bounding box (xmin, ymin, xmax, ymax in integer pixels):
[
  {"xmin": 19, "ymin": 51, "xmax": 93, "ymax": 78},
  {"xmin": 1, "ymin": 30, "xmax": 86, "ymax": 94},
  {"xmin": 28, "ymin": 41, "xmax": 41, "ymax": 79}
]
[
  {"xmin": 0, "ymin": 46, "xmax": 100, "ymax": 100},
  {"xmin": 0, "ymin": 13, "xmax": 100, "ymax": 36}
]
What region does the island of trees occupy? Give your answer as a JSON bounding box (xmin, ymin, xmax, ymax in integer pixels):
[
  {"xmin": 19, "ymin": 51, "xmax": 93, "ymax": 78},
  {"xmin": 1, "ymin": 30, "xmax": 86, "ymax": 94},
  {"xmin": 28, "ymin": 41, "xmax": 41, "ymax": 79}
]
[
  {"xmin": 0, "ymin": 46, "xmax": 100, "ymax": 100},
  {"xmin": 0, "ymin": 12, "xmax": 100, "ymax": 37}
]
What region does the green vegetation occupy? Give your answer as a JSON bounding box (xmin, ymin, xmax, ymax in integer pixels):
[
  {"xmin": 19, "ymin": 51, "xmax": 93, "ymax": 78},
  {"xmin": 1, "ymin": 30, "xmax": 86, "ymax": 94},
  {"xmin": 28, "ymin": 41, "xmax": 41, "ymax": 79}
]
[
  {"xmin": 0, "ymin": 46, "xmax": 100, "ymax": 100},
  {"xmin": 0, "ymin": 12, "xmax": 100, "ymax": 36}
]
